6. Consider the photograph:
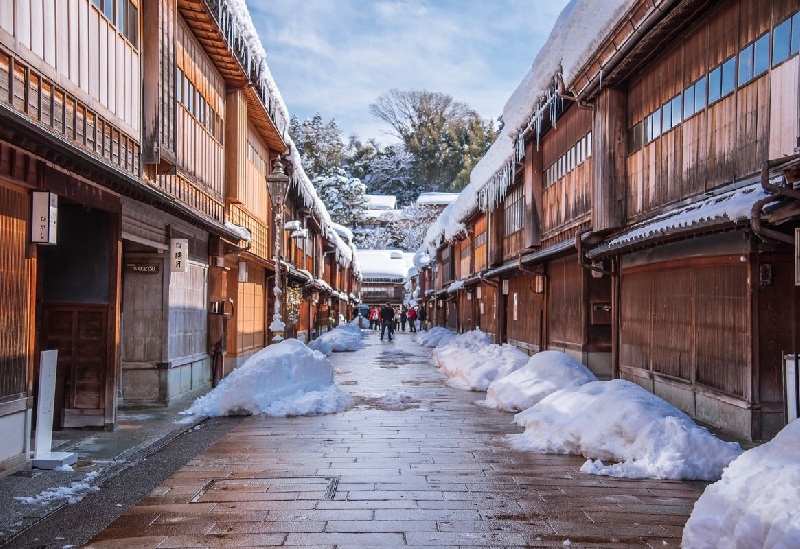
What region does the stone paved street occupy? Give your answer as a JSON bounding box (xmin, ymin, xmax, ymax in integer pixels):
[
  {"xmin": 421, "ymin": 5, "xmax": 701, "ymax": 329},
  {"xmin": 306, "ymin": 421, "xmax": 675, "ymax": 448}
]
[{"xmin": 84, "ymin": 330, "xmax": 706, "ymax": 548}]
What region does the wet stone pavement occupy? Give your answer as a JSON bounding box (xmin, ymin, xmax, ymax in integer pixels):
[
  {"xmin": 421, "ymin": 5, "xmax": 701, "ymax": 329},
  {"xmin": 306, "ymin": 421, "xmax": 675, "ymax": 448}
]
[{"xmin": 85, "ymin": 330, "xmax": 706, "ymax": 548}]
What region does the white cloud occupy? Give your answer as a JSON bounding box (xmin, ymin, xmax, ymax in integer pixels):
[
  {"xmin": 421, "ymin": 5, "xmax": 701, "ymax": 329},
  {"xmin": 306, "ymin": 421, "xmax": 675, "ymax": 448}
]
[{"xmin": 248, "ymin": 0, "xmax": 570, "ymax": 144}]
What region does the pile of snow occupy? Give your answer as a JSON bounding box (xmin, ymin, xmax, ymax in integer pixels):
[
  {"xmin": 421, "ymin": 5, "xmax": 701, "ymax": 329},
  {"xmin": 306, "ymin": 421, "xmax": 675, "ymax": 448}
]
[
  {"xmin": 415, "ymin": 326, "xmax": 456, "ymax": 348},
  {"xmin": 433, "ymin": 329, "xmax": 529, "ymax": 391},
  {"xmin": 183, "ymin": 339, "xmax": 351, "ymax": 417},
  {"xmin": 511, "ymin": 379, "xmax": 742, "ymax": 480},
  {"xmin": 683, "ymin": 421, "xmax": 800, "ymax": 548},
  {"xmin": 308, "ymin": 321, "xmax": 364, "ymax": 355},
  {"xmin": 484, "ymin": 351, "xmax": 598, "ymax": 412}
]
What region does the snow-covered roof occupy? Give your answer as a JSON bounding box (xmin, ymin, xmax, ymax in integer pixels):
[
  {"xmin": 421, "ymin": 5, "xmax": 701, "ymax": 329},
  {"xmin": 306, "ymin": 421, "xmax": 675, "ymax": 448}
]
[
  {"xmin": 422, "ymin": 0, "xmax": 639, "ymax": 251},
  {"xmin": 416, "ymin": 193, "xmax": 460, "ymax": 206},
  {"xmin": 365, "ymin": 195, "xmax": 397, "ymax": 210},
  {"xmin": 356, "ymin": 249, "xmax": 415, "ymax": 280},
  {"xmin": 587, "ymin": 181, "xmax": 769, "ymax": 257},
  {"xmin": 215, "ymin": 0, "xmax": 364, "ymax": 274}
]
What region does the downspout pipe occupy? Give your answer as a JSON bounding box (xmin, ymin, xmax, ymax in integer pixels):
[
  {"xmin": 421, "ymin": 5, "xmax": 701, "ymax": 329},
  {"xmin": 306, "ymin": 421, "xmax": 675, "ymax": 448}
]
[
  {"xmin": 558, "ymin": 79, "xmax": 594, "ymax": 111},
  {"xmin": 575, "ymin": 231, "xmax": 616, "ymax": 277},
  {"xmin": 751, "ymin": 161, "xmax": 797, "ymax": 244}
]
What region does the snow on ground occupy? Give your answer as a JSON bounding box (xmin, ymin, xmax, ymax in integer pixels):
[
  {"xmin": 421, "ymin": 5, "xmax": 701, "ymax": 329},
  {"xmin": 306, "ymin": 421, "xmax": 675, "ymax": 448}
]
[
  {"xmin": 511, "ymin": 379, "xmax": 742, "ymax": 480},
  {"xmin": 432, "ymin": 329, "xmax": 529, "ymax": 391},
  {"xmin": 483, "ymin": 350, "xmax": 598, "ymax": 412},
  {"xmin": 417, "ymin": 330, "xmax": 741, "ymax": 481},
  {"xmin": 14, "ymin": 471, "xmax": 100, "ymax": 505},
  {"xmin": 182, "ymin": 339, "xmax": 351, "ymax": 417},
  {"xmin": 414, "ymin": 327, "xmax": 456, "ymax": 348},
  {"xmin": 308, "ymin": 320, "xmax": 364, "ymax": 355},
  {"xmin": 682, "ymin": 420, "xmax": 800, "ymax": 549}
]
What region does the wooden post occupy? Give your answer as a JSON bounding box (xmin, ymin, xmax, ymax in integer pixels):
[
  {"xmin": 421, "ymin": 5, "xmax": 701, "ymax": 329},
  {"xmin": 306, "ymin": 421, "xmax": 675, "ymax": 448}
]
[
  {"xmin": 593, "ymin": 87, "xmax": 627, "ymax": 231},
  {"xmin": 524, "ymin": 138, "xmax": 543, "ymax": 248}
]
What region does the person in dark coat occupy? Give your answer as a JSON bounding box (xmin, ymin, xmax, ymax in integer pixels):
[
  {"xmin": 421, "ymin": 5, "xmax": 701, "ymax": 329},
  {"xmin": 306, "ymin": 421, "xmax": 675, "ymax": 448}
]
[
  {"xmin": 418, "ymin": 306, "xmax": 427, "ymax": 331},
  {"xmin": 399, "ymin": 306, "xmax": 408, "ymax": 331},
  {"xmin": 380, "ymin": 302, "xmax": 395, "ymax": 341}
]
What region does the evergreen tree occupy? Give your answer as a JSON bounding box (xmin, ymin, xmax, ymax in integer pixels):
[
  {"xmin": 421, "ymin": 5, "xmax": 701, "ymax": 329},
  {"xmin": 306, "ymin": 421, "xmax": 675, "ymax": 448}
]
[
  {"xmin": 313, "ymin": 169, "xmax": 369, "ymax": 229},
  {"xmin": 363, "ymin": 145, "xmax": 416, "ymax": 205},
  {"xmin": 369, "ymin": 90, "xmax": 496, "ymax": 193},
  {"xmin": 289, "ymin": 114, "xmax": 345, "ymax": 179}
]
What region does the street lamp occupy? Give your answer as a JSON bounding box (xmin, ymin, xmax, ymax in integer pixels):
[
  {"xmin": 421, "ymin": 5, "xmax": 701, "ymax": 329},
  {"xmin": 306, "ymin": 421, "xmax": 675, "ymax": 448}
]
[{"xmin": 266, "ymin": 156, "xmax": 290, "ymax": 342}]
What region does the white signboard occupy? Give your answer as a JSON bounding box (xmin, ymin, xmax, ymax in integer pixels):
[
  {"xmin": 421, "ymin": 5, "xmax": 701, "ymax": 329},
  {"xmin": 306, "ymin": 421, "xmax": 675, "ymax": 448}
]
[
  {"xmin": 31, "ymin": 192, "xmax": 58, "ymax": 244},
  {"xmin": 170, "ymin": 238, "xmax": 189, "ymax": 273},
  {"xmin": 32, "ymin": 350, "xmax": 76, "ymax": 468}
]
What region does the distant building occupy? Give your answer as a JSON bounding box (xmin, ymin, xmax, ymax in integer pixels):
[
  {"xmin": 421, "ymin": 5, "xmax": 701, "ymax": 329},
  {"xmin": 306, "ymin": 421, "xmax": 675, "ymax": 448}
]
[
  {"xmin": 362, "ymin": 195, "xmax": 399, "ymax": 230},
  {"xmin": 356, "ymin": 249, "xmax": 415, "ymax": 306}
]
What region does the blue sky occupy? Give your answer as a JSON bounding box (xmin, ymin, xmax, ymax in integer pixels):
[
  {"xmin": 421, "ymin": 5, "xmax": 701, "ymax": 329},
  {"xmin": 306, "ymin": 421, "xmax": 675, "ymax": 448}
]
[{"xmin": 248, "ymin": 0, "xmax": 571, "ymax": 145}]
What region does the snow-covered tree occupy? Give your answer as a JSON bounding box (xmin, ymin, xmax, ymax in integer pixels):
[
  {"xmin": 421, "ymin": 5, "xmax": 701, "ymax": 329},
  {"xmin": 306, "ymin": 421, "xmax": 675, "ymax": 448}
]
[
  {"xmin": 364, "ymin": 144, "xmax": 416, "ymax": 205},
  {"xmin": 369, "ymin": 89, "xmax": 497, "ymax": 193},
  {"xmin": 313, "ymin": 169, "xmax": 368, "ymax": 229},
  {"xmin": 289, "ymin": 114, "xmax": 345, "ymax": 179},
  {"xmin": 352, "ymin": 203, "xmax": 439, "ymax": 252}
]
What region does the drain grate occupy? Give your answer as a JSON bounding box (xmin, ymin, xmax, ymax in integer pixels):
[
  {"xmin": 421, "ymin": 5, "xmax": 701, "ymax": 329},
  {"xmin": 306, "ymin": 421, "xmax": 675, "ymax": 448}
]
[
  {"xmin": 191, "ymin": 476, "xmax": 340, "ymax": 503},
  {"xmin": 324, "ymin": 476, "xmax": 339, "ymax": 500}
]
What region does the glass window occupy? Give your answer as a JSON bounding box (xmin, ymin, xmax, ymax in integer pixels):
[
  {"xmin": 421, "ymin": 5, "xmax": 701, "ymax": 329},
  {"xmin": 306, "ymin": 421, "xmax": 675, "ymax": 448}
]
[
  {"xmin": 708, "ymin": 65, "xmax": 722, "ymax": 104},
  {"xmin": 754, "ymin": 33, "xmax": 770, "ymax": 76},
  {"xmin": 792, "ymin": 13, "xmax": 800, "ymax": 55},
  {"xmin": 684, "ymin": 84, "xmax": 695, "ymax": 118},
  {"xmin": 586, "ymin": 131, "xmax": 592, "ymax": 157},
  {"xmin": 671, "ymin": 95, "xmax": 682, "ymax": 126},
  {"xmin": 127, "ymin": 2, "xmax": 139, "ymax": 49},
  {"xmin": 652, "ymin": 109, "xmax": 661, "ymax": 140},
  {"xmin": 175, "ymin": 68, "xmax": 182, "ymax": 105},
  {"xmin": 117, "ymin": 0, "xmax": 125, "ymax": 34},
  {"xmin": 103, "ymin": 0, "xmax": 114, "ymax": 21},
  {"xmin": 721, "ymin": 56, "xmax": 736, "ymax": 95},
  {"xmin": 774, "ymin": 18, "xmax": 792, "ymax": 64},
  {"xmin": 662, "ymin": 101, "xmax": 672, "ymax": 132},
  {"xmin": 738, "ymin": 43, "xmax": 754, "ymax": 85},
  {"xmin": 643, "ymin": 114, "xmax": 651, "ymax": 143},
  {"xmin": 695, "ymin": 76, "xmax": 707, "ymax": 111}
]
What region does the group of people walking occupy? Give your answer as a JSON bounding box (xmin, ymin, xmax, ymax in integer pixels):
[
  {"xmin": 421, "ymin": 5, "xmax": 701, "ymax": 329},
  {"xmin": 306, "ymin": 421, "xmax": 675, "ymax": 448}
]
[{"xmin": 367, "ymin": 304, "xmax": 427, "ymax": 341}]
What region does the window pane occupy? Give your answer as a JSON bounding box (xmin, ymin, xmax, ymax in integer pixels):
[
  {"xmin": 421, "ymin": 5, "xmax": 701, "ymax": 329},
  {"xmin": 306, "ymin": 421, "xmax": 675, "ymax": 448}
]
[
  {"xmin": 104, "ymin": 0, "xmax": 114, "ymax": 21},
  {"xmin": 754, "ymin": 33, "xmax": 770, "ymax": 76},
  {"xmin": 773, "ymin": 18, "xmax": 791, "ymax": 65},
  {"xmin": 176, "ymin": 68, "xmax": 182, "ymax": 104},
  {"xmin": 128, "ymin": 3, "xmax": 139, "ymax": 49},
  {"xmin": 684, "ymin": 85, "xmax": 695, "ymax": 118},
  {"xmin": 662, "ymin": 102, "xmax": 672, "ymax": 131},
  {"xmin": 695, "ymin": 76, "xmax": 707, "ymax": 111},
  {"xmin": 643, "ymin": 114, "xmax": 651, "ymax": 143},
  {"xmin": 672, "ymin": 95, "xmax": 682, "ymax": 126},
  {"xmin": 722, "ymin": 56, "xmax": 736, "ymax": 95},
  {"xmin": 792, "ymin": 13, "xmax": 800, "ymax": 55},
  {"xmin": 586, "ymin": 131, "xmax": 592, "ymax": 156},
  {"xmin": 117, "ymin": 0, "xmax": 125, "ymax": 31},
  {"xmin": 738, "ymin": 44, "xmax": 753, "ymax": 85},
  {"xmin": 708, "ymin": 66, "xmax": 721, "ymax": 103},
  {"xmin": 652, "ymin": 109, "xmax": 661, "ymax": 139}
]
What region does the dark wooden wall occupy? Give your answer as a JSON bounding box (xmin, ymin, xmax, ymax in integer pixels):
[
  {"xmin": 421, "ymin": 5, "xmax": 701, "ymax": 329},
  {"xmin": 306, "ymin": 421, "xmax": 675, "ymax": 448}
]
[
  {"xmin": 620, "ymin": 257, "xmax": 750, "ymax": 398},
  {"xmin": 505, "ymin": 273, "xmax": 544, "ymax": 350},
  {"xmin": 547, "ymin": 256, "xmax": 585, "ymax": 351}
]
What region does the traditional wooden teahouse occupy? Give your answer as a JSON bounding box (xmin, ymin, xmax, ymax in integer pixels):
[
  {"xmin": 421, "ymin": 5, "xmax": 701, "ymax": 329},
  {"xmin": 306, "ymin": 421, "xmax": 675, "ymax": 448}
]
[{"xmin": 420, "ymin": 0, "xmax": 800, "ymax": 442}]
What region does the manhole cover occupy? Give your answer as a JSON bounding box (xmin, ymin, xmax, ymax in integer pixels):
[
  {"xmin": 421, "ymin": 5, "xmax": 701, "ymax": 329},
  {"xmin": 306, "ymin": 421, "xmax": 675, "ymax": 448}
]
[{"xmin": 191, "ymin": 476, "xmax": 340, "ymax": 503}]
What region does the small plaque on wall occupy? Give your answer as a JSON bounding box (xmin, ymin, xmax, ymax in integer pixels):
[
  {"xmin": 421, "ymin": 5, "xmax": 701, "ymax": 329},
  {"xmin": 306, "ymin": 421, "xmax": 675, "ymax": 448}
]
[
  {"xmin": 31, "ymin": 192, "xmax": 58, "ymax": 244},
  {"xmin": 170, "ymin": 238, "xmax": 189, "ymax": 273}
]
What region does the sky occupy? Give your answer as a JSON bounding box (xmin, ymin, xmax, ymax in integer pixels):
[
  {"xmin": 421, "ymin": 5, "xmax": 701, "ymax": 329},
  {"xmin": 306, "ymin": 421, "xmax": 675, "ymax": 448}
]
[{"xmin": 247, "ymin": 0, "xmax": 571, "ymax": 144}]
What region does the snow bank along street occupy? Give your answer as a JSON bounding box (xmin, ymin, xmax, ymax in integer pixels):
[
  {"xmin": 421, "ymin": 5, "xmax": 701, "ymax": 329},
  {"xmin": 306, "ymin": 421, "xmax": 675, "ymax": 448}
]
[{"xmin": 83, "ymin": 326, "xmax": 724, "ymax": 548}]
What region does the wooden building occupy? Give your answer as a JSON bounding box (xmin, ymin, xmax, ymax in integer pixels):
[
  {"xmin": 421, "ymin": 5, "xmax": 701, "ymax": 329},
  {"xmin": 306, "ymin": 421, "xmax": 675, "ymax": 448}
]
[
  {"xmin": 0, "ymin": 0, "xmax": 360, "ymax": 476},
  {"xmin": 420, "ymin": 0, "xmax": 800, "ymax": 442}
]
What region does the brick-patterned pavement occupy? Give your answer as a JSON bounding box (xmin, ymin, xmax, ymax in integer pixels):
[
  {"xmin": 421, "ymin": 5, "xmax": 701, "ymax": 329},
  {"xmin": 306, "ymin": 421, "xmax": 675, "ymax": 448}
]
[{"xmin": 84, "ymin": 331, "xmax": 705, "ymax": 548}]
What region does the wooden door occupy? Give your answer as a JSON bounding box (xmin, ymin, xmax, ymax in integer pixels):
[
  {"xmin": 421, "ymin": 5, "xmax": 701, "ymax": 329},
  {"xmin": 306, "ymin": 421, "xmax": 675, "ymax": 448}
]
[{"xmin": 40, "ymin": 305, "xmax": 107, "ymax": 428}]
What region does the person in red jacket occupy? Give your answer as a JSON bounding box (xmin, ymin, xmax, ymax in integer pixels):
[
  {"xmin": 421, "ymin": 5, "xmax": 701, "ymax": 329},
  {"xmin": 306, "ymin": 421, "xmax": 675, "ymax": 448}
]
[
  {"xmin": 369, "ymin": 306, "xmax": 380, "ymax": 330},
  {"xmin": 407, "ymin": 307, "xmax": 417, "ymax": 332}
]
